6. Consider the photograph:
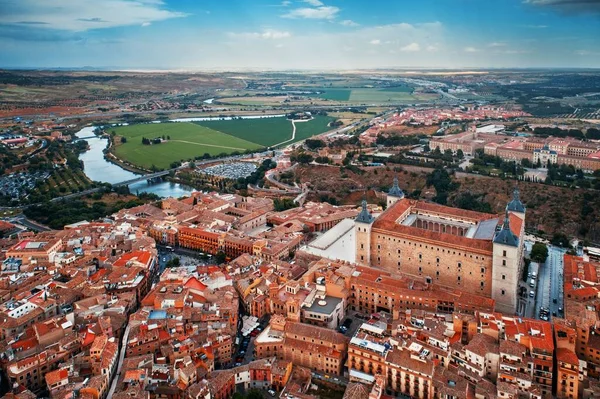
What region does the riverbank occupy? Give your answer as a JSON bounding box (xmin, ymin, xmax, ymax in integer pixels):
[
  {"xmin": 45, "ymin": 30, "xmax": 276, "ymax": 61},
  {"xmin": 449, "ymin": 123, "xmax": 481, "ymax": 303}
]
[
  {"xmin": 75, "ymin": 126, "xmax": 196, "ymax": 198},
  {"xmin": 103, "ymin": 135, "xmax": 149, "ymax": 174}
]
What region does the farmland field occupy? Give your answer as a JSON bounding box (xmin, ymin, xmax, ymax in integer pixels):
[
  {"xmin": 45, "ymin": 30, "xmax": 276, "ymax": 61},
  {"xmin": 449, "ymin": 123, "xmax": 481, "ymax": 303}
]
[
  {"xmin": 294, "ymin": 115, "xmax": 337, "ymax": 141},
  {"xmin": 349, "ymin": 88, "xmax": 416, "ymax": 102},
  {"xmin": 194, "ymin": 117, "xmax": 293, "ymax": 147},
  {"xmin": 112, "ymin": 122, "xmax": 261, "ymax": 169},
  {"xmin": 317, "ymin": 89, "xmax": 352, "ymax": 101},
  {"xmin": 112, "ymin": 115, "xmax": 336, "ymax": 169}
]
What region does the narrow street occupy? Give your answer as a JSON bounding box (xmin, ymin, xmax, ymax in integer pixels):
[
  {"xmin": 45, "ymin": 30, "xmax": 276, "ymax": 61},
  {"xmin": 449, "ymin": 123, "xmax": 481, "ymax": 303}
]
[{"xmin": 106, "ymin": 324, "xmax": 131, "ymax": 399}]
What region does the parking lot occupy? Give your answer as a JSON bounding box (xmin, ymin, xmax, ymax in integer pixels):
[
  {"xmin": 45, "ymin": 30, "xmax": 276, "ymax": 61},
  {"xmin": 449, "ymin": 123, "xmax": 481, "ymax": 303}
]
[{"xmin": 199, "ymin": 162, "xmax": 257, "ymax": 180}]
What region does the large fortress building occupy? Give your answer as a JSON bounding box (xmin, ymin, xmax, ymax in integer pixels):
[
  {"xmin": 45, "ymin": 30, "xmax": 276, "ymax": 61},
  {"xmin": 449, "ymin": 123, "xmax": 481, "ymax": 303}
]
[{"xmin": 355, "ymin": 179, "xmax": 526, "ymax": 314}]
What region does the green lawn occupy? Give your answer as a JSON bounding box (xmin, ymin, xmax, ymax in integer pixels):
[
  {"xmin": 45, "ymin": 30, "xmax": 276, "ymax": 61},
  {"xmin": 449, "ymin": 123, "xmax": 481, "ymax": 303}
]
[
  {"xmin": 294, "ymin": 115, "xmax": 336, "ymax": 142},
  {"xmin": 194, "ymin": 117, "xmax": 294, "ymax": 147},
  {"xmin": 318, "ymin": 89, "xmax": 352, "ymax": 101},
  {"xmin": 112, "ymin": 122, "xmax": 261, "ymax": 169},
  {"xmin": 112, "ymin": 116, "xmax": 337, "ymax": 169},
  {"xmin": 349, "ymin": 88, "xmax": 416, "ymax": 102}
]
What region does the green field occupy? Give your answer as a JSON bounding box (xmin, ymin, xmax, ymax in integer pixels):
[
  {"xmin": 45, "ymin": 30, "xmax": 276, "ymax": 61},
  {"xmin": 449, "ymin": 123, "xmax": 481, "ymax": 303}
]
[
  {"xmin": 302, "ymin": 86, "xmax": 423, "ymax": 103},
  {"xmin": 194, "ymin": 117, "xmax": 293, "ymax": 147},
  {"xmin": 294, "ymin": 115, "xmax": 336, "ymax": 141},
  {"xmin": 112, "ymin": 116, "xmax": 337, "ymax": 169},
  {"xmin": 318, "ymin": 89, "xmax": 352, "ymax": 101},
  {"xmin": 112, "ymin": 122, "xmax": 261, "ymax": 169},
  {"xmin": 349, "ymin": 88, "xmax": 416, "ymax": 102}
]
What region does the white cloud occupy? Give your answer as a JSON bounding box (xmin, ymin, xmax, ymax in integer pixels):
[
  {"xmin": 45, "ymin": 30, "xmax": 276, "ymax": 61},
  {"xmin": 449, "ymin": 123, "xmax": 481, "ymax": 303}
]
[
  {"xmin": 303, "ymin": 0, "xmax": 324, "ymax": 6},
  {"xmin": 488, "ymin": 42, "xmax": 507, "ymax": 47},
  {"xmin": 426, "ymin": 45, "xmax": 438, "ymax": 52},
  {"xmin": 370, "ymin": 39, "xmax": 381, "ymax": 45},
  {"xmin": 229, "ymin": 29, "xmax": 291, "ymax": 40},
  {"xmin": 401, "ymin": 42, "xmax": 420, "ymax": 52},
  {"xmin": 281, "ymin": 0, "xmax": 292, "ymax": 5},
  {"xmin": 524, "ymin": 0, "xmax": 600, "ymax": 14},
  {"xmin": 464, "ymin": 46, "xmax": 479, "ymax": 52},
  {"xmin": 522, "ymin": 24, "xmax": 548, "ymax": 28},
  {"xmin": 282, "ymin": 6, "xmax": 340, "ymax": 19},
  {"xmin": 0, "ymin": 0, "xmax": 188, "ymax": 31},
  {"xmin": 340, "ymin": 19, "xmax": 359, "ymax": 27},
  {"xmin": 141, "ymin": 22, "xmax": 151, "ymax": 27},
  {"xmin": 575, "ymin": 49, "xmax": 600, "ymax": 56}
]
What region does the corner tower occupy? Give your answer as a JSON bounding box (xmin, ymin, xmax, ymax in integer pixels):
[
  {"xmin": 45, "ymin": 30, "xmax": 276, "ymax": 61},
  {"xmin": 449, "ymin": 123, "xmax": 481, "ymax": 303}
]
[
  {"xmin": 492, "ymin": 210, "xmax": 520, "ymax": 314},
  {"xmin": 506, "ymin": 186, "xmax": 526, "ymax": 220},
  {"xmin": 386, "ymin": 176, "xmax": 405, "ymax": 208},
  {"xmin": 355, "ymin": 199, "xmax": 374, "ymax": 265}
]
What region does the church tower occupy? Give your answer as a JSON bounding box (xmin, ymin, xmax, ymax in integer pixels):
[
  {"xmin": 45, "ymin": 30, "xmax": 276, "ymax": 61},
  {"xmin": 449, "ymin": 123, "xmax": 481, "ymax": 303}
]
[
  {"xmin": 492, "ymin": 209, "xmax": 521, "ymax": 314},
  {"xmin": 355, "ymin": 199, "xmax": 374, "ymax": 265},
  {"xmin": 386, "ymin": 176, "xmax": 405, "ymax": 208}
]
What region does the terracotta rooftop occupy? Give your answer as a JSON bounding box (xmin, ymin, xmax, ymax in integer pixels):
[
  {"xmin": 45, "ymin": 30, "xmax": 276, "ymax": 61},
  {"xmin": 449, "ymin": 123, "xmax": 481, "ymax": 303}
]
[{"xmin": 372, "ymin": 199, "xmax": 495, "ymax": 254}]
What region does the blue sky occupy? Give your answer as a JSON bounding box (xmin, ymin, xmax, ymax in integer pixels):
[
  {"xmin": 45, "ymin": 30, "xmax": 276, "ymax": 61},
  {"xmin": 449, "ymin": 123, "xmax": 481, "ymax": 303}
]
[{"xmin": 0, "ymin": 0, "xmax": 599, "ymax": 69}]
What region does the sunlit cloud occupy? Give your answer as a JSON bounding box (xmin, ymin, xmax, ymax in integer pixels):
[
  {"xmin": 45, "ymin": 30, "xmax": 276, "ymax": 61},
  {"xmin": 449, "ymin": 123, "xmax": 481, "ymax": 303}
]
[{"xmin": 0, "ymin": 0, "xmax": 188, "ymax": 31}]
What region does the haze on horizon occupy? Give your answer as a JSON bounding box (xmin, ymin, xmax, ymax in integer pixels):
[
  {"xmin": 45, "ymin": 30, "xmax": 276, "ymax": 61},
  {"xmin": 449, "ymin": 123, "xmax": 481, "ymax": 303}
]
[{"xmin": 0, "ymin": 0, "xmax": 599, "ymax": 70}]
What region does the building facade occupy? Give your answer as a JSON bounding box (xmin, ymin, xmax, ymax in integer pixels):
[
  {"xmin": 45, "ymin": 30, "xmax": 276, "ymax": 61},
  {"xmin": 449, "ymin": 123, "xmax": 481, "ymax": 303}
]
[{"xmin": 355, "ymin": 181, "xmax": 526, "ymax": 314}]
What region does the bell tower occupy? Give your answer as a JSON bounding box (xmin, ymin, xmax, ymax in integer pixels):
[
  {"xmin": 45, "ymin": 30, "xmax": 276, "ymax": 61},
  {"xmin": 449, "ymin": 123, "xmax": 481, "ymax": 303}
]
[{"xmin": 355, "ymin": 198, "xmax": 374, "ymax": 265}]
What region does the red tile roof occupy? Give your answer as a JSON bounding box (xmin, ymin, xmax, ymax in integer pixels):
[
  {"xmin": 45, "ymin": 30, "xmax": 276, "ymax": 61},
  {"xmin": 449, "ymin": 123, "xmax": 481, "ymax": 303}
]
[
  {"xmin": 184, "ymin": 276, "xmax": 208, "ymax": 291},
  {"xmin": 45, "ymin": 368, "xmax": 68, "ymax": 386},
  {"xmin": 556, "ymin": 348, "xmax": 579, "ymax": 366},
  {"xmin": 113, "ymin": 250, "xmax": 153, "ymax": 268},
  {"xmin": 372, "ymin": 199, "xmax": 497, "ymax": 253}
]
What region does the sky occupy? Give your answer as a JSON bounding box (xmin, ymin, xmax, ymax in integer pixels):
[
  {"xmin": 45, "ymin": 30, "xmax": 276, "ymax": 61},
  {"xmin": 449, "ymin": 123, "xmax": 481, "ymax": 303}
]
[{"xmin": 0, "ymin": 0, "xmax": 599, "ymax": 70}]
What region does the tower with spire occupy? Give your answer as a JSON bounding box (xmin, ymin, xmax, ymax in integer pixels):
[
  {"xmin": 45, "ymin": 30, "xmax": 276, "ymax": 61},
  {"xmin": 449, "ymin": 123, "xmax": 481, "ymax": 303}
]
[
  {"xmin": 386, "ymin": 176, "xmax": 405, "ymax": 208},
  {"xmin": 355, "ymin": 196, "xmax": 374, "ymax": 265},
  {"xmin": 506, "ymin": 186, "xmax": 526, "ymax": 220},
  {"xmin": 491, "ymin": 197, "xmax": 526, "ymax": 314}
]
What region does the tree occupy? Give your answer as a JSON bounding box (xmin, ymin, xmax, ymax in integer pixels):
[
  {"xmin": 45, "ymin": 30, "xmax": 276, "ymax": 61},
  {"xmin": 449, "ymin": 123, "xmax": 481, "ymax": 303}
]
[
  {"xmin": 274, "ymin": 198, "xmax": 298, "ymax": 211},
  {"xmin": 166, "ymin": 257, "xmax": 180, "ymax": 268},
  {"xmin": 296, "ymin": 153, "xmax": 313, "ymax": 164},
  {"xmin": 530, "ymin": 242, "xmax": 549, "ymax": 263},
  {"xmin": 456, "ymin": 149, "xmax": 464, "ymax": 159},
  {"xmin": 304, "ymin": 139, "xmax": 325, "ymax": 150},
  {"xmin": 215, "ymin": 251, "xmax": 227, "ymax": 264},
  {"xmin": 586, "ymin": 128, "xmax": 600, "ymax": 140},
  {"xmin": 550, "ymin": 232, "xmax": 571, "ymax": 248}
]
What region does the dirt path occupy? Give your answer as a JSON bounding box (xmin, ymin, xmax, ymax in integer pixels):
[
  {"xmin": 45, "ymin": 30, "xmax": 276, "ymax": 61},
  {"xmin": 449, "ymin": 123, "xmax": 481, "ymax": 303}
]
[
  {"xmin": 272, "ymin": 118, "xmax": 311, "ymax": 148},
  {"xmin": 170, "ymin": 139, "xmax": 248, "ymax": 151}
]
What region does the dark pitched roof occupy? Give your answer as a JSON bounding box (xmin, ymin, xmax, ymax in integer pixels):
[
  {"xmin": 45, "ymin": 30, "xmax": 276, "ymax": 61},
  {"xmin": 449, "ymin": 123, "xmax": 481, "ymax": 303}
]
[
  {"xmin": 355, "ymin": 200, "xmax": 374, "ymax": 224},
  {"xmin": 388, "ymin": 176, "xmax": 404, "ymax": 198},
  {"xmin": 506, "ymin": 187, "xmax": 525, "ymax": 213},
  {"xmin": 493, "ymin": 210, "xmax": 518, "ymax": 247}
]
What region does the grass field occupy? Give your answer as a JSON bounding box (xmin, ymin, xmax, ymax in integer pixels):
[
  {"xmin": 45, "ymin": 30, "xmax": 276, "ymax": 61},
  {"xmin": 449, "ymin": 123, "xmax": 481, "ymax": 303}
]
[
  {"xmin": 112, "ymin": 116, "xmax": 337, "ymax": 169},
  {"xmin": 349, "ymin": 88, "xmax": 415, "ymax": 102},
  {"xmin": 194, "ymin": 117, "xmax": 294, "ymax": 147},
  {"xmin": 318, "ymin": 89, "xmax": 351, "ymax": 101},
  {"xmin": 294, "ymin": 115, "xmax": 336, "ymax": 141},
  {"xmin": 112, "ymin": 122, "xmax": 261, "ymax": 169}
]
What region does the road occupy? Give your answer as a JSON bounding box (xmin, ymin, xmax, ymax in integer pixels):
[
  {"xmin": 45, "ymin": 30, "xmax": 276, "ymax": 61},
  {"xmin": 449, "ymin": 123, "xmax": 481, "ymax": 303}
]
[
  {"xmin": 106, "ymin": 323, "xmax": 131, "ymax": 399},
  {"xmin": 9, "ymin": 215, "xmax": 52, "ymax": 232},
  {"xmin": 531, "ymin": 243, "xmax": 565, "ymax": 321},
  {"xmin": 547, "ymin": 246, "xmax": 566, "ymax": 318}
]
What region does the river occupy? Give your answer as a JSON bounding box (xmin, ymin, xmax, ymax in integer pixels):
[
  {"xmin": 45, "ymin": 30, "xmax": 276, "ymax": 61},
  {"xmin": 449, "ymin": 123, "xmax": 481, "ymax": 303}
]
[{"xmin": 75, "ymin": 126, "xmax": 195, "ymax": 198}]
